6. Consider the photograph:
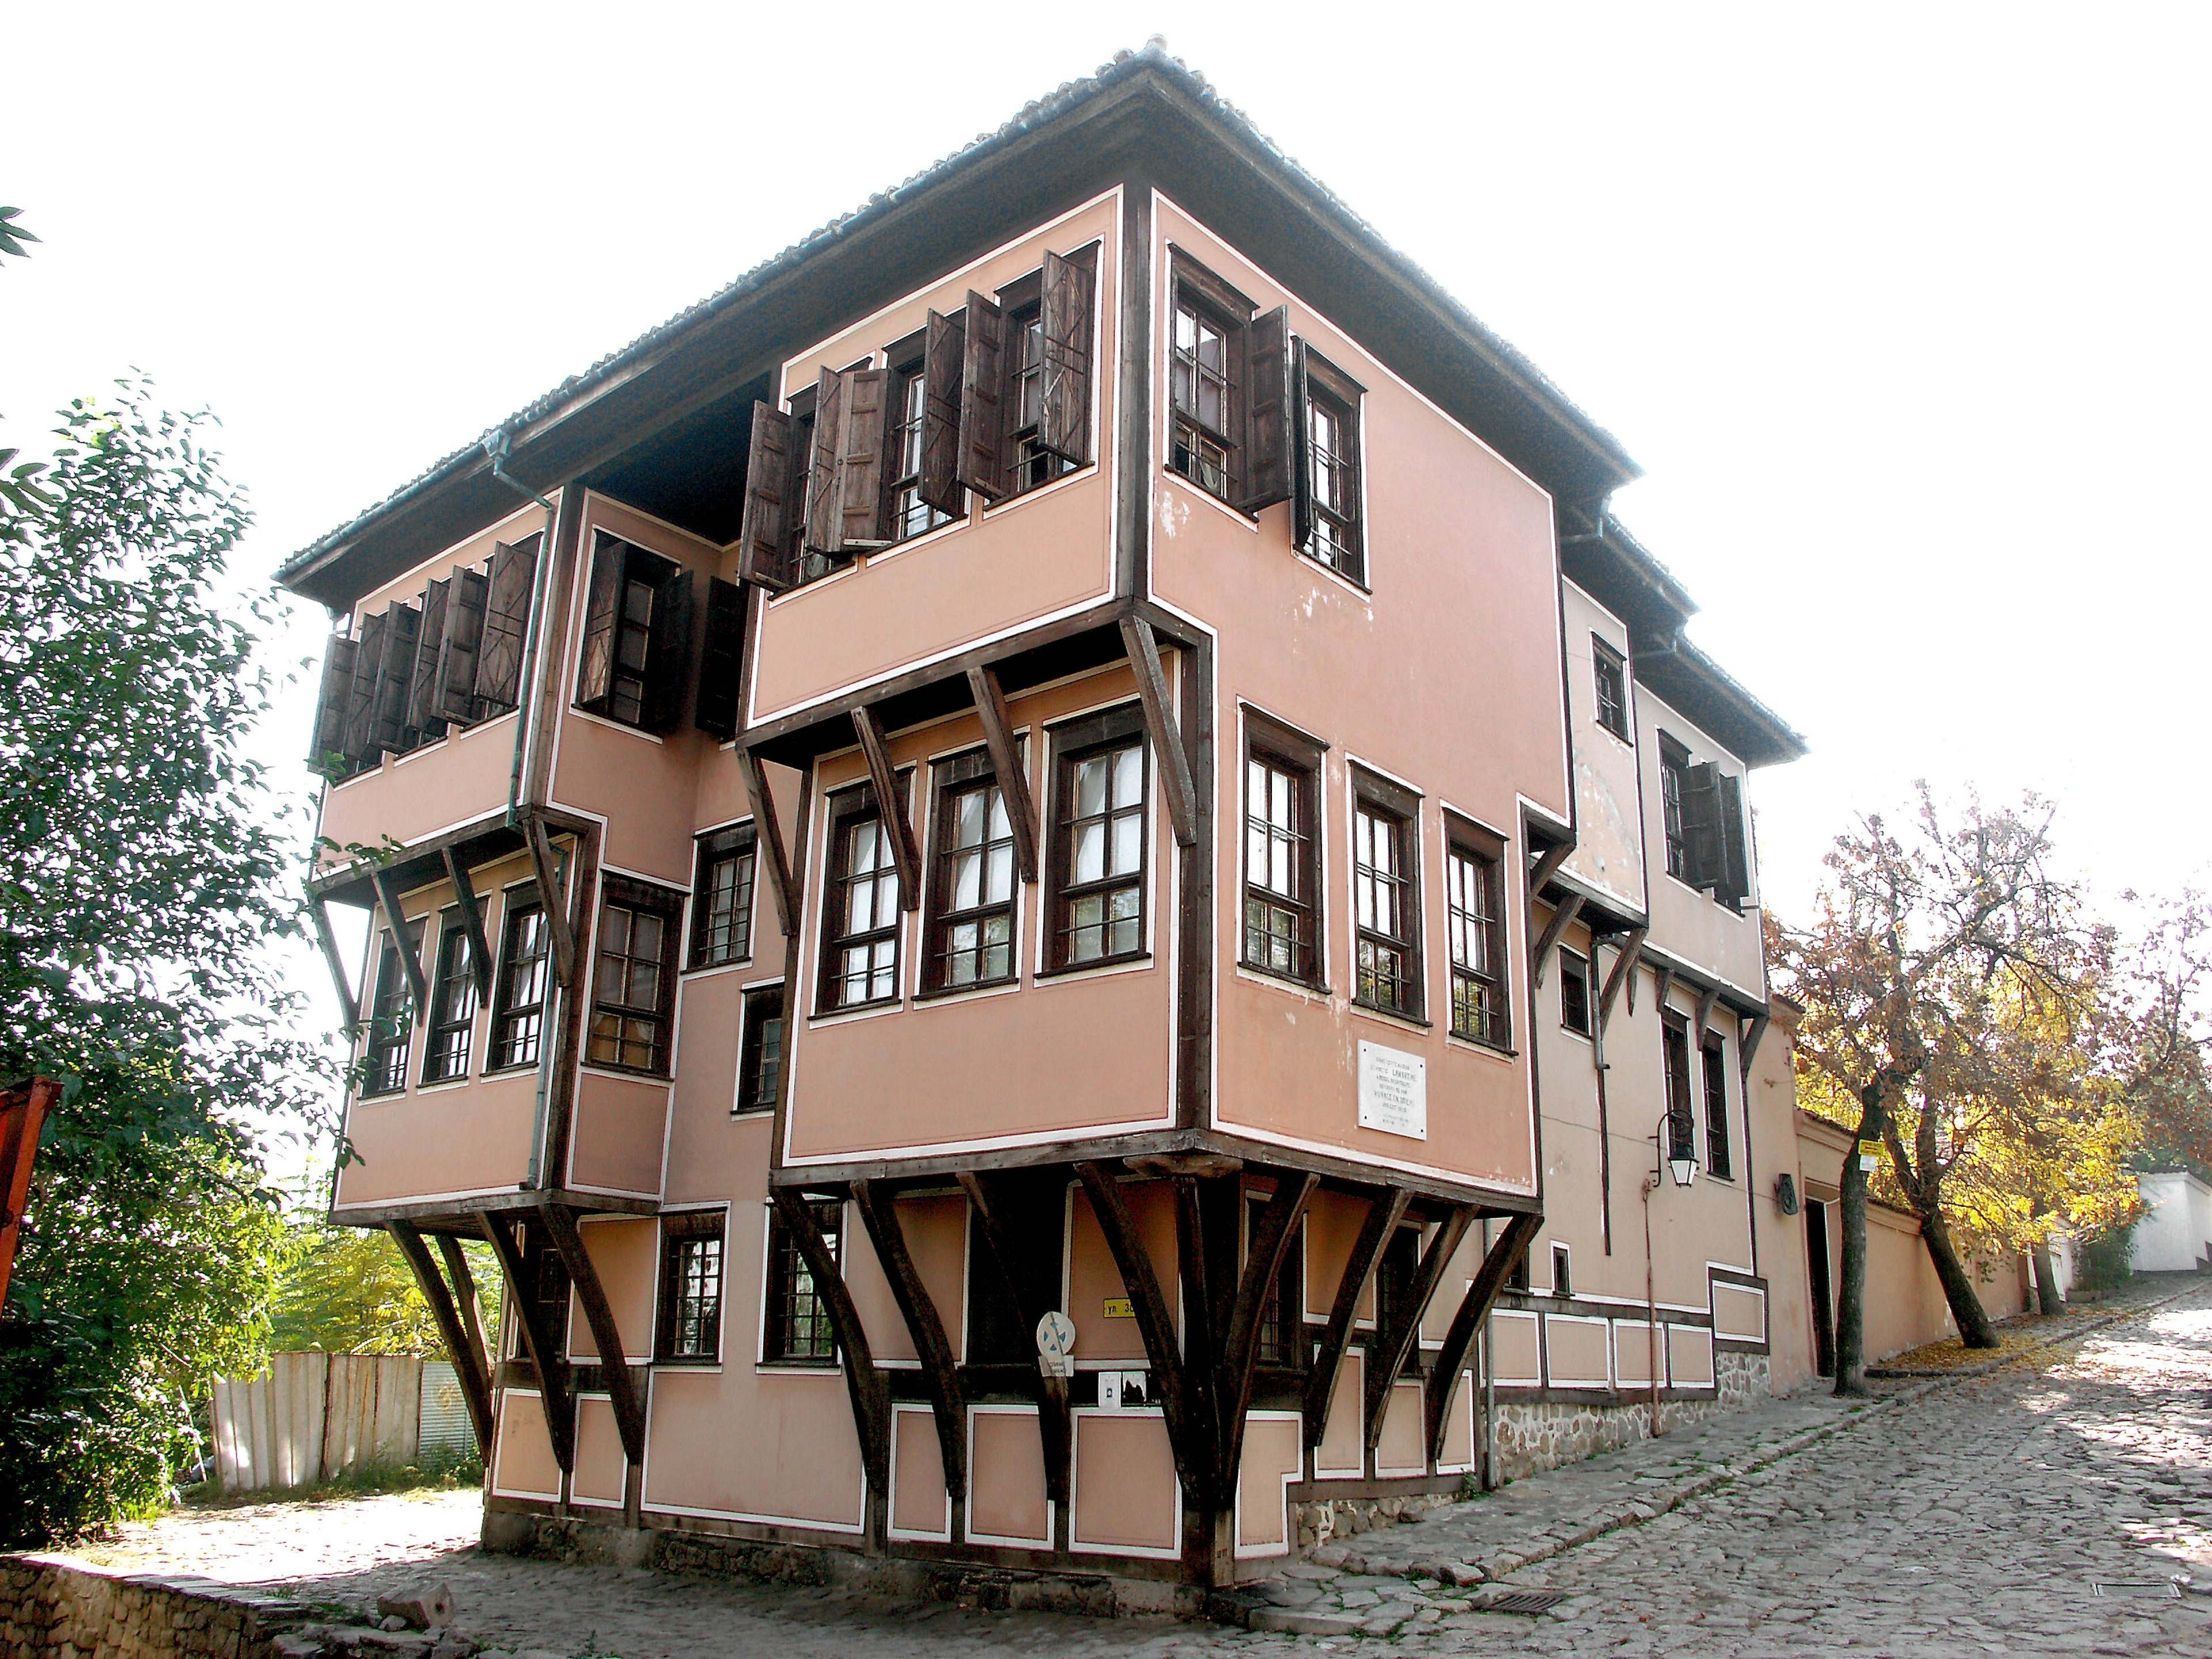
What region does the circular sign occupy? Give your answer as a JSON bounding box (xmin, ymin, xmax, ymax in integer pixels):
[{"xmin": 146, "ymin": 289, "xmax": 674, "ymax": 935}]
[{"xmin": 1035, "ymin": 1310, "xmax": 1077, "ymax": 1359}]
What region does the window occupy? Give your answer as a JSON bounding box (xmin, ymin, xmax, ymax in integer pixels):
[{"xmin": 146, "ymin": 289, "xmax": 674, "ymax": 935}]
[
  {"xmin": 1551, "ymin": 1243, "xmax": 1573, "ymax": 1300},
  {"xmin": 764, "ymin": 1201, "xmax": 842, "ymax": 1366},
  {"xmin": 1351, "ymin": 774, "xmax": 1422, "ymax": 1019},
  {"xmin": 923, "ymin": 749, "xmax": 1018, "ymax": 993},
  {"xmin": 1559, "ymin": 948, "xmax": 1593, "ymax": 1037},
  {"xmin": 1248, "ymin": 1195, "xmax": 1307, "ymax": 1372},
  {"xmin": 1003, "ymin": 290, "xmax": 1078, "ymax": 497},
  {"xmin": 1660, "ymin": 735, "xmax": 1692, "ymax": 882},
  {"xmin": 361, "ymin": 919, "xmax": 423, "ymax": 1097},
  {"xmin": 589, "ymin": 880, "xmax": 681, "ymax": 1074},
  {"xmin": 1301, "ymin": 353, "xmax": 1365, "ymax": 583},
  {"xmin": 1505, "ymin": 1234, "xmax": 1530, "ymax": 1293},
  {"xmin": 819, "ymin": 781, "xmax": 904, "ymax": 1010},
  {"xmin": 1446, "ymin": 833, "xmax": 1508, "ymax": 1047},
  {"xmin": 421, "ymin": 908, "xmax": 477, "ymax": 1084},
  {"xmin": 1242, "ymin": 718, "xmax": 1323, "ymax": 987},
  {"xmin": 1047, "ymin": 706, "xmax": 1147, "ymax": 971},
  {"xmin": 657, "ymin": 1213, "xmax": 724, "ymax": 1363},
  {"xmin": 488, "ymin": 898, "xmax": 550, "ymax": 1071},
  {"xmin": 690, "ymin": 825, "xmax": 757, "ymax": 969},
  {"xmin": 1171, "ymin": 293, "xmax": 1236, "ymax": 498},
  {"xmin": 1592, "ymin": 637, "xmax": 1630, "ymax": 740},
  {"xmin": 887, "ymin": 349, "xmax": 956, "ymax": 541},
  {"xmin": 575, "ymin": 536, "xmax": 690, "ymax": 733},
  {"xmin": 1703, "ymin": 1034, "xmax": 1733, "ymax": 1179},
  {"xmin": 1662, "ymin": 1013, "xmax": 1696, "ymax": 1165},
  {"xmin": 734, "ymin": 984, "xmax": 785, "ymax": 1115}
]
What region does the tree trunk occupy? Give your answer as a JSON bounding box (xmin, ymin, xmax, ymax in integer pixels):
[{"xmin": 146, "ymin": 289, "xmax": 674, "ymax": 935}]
[
  {"xmin": 1834, "ymin": 1097, "xmax": 1878, "ymax": 1396},
  {"xmin": 2031, "ymin": 1237, "xmax": 2063, "ymax": 1315},
  {"xmin": 1917, "ymin": 1206, "xmax": 2000, "ymax": 1347}
]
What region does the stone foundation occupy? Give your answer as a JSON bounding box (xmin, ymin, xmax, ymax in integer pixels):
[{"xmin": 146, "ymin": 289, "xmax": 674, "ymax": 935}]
[
  {"xmin": 1490, "ymin": 1352, "xmax": 1770, "ymax": 1484},
  {"xmin": 1289, "ymin": 1492, "xmax": 1455, "ymax": 1554}
]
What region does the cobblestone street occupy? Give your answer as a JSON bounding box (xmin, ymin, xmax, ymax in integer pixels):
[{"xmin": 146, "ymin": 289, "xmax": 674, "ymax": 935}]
[{"xmin": 60, "ymin": 1279, "xmax": 2212, "ymax": 1657}]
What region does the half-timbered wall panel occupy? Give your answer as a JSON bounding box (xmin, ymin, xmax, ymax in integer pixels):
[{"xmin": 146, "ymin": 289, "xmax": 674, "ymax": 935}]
[
  {"xmin": 567, "ymin": 1071, "xmax": 669, "ymax": 1200},
  {"xmin": 1070, "ymin": 1410, "xmax": 1178, "ymax": 1555},
  {"xmin": 968, "ymin": 1408, "xmax": 1051, "ymax": 1547},
  {"xmin": 891, "ymin": 1406, "xmax": 950, "ymax": 1540},
  {"xmin": 564, "ymin": 1218, "xmax": 657, "ymax": 1364},
  {"xmin": 1067, "ymin": 1179, "xmax": 1177, "ymax": 1366},
  {"xmin": 642, "ymin": 1367, "xmax": 866, "ymax": 1531},
  {"xmin": 844, "ymin": 1194, "xmax": 966, "ymax": 1365},
  {"xmin": 570, "ymin": 1398, "xmax": 627, "ymax": 1508},
  {"xmin": 1235, "ymin": 1413, "xmax": 1303, "ymax": 1557},
  {"xmin": 490, "ymin": 1391, "xmax": 559, "ymax": 1501}
]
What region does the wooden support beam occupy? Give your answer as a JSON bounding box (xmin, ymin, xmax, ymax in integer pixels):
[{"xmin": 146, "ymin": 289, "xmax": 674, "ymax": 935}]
[
  {"xmin": 957, "ymin": 1171, "xmax": 1071, "ymax": 1504},
  {"xmin": 1596, "ymin": 925, "xmax": 1648, "ymax": 1033},
  {"xmin": 854, "ymin": 1181, "xmax": 966, "ymax": 1503},
  {"xmin": 436, "ymin": 1233, "xmax": 491, "ymax": 1384},
  {"xmin": 1362, "ymin": 1206, "xmax": 1475, "ymax": 1453},
  {"xmin": 851, "ymin": 707, "xmax": 921, "ymax": 913},
  {"xmin": 770, "ymin": 1188, "xmax": 888, "ymax": 1492},
  {"xmin": 441, "ymin": 848, "xmax": 495, "ymax": 999},
  {"xmin": 965, "ymin": 664, "xmax": 1039, "ymax": 884},
  {"xmin": 1693, "ymin": 984, "xmax": 1721, "ymax": 1049},
  {"xmin": 478, "ymin": 1213, "xmax": 573, "ymax": 1475},
  {"xmin": 1118, "ymin": 614, "xmax": 1197, "ymax": 849},
  {"xmin": 1738, "ymin": 1010, "xmax": 1772, "ymax": 1086},
  {"xmin": 1214, "ymin": 1172, "xmax": 1317, "ymax": 1503},
  {"xmin": 309, "ymin": 895, "xmax": 359, "ymax": 1028},
  {"xmin": 1302, "ymin": 1187, "xmax": 1409, "ymax": 1451},
  {"xmin": 389, "ymin": 1224, "xmax": 494, "ymax": 1455},
  {"xmin": 1651, "ymin": 964, "xmax": 1676, "ymax": 1017},
  {"xmin": 541, "ymin": 1202, "xmax": 646, "ymax": 1466},
  {"xmin": 741, "ymin": 748, "xmax": 799, "ymax": 940},
  {"xmin": 1427, "ymin": 1211, "xmax": 1543, "ymax": 1464},
  {"xmin": 1526, "ymin": 839, "xmax": 1571, "ymax": 898},
  {"xmin": 521, "ymin": 816, "xmax": 577, "ymax": 993},
  {"xmin": 1074, "ymin": 1162, "xmax": 1199, "ymax": 1493},
  {"xmin": 1172, "ymin": 1177, "xmax": 1222, "ymax": 1491},
  {"xmin": 369, "ymin": 868, "xmax": 430, "ymax": 1023},
  {"xmin": 1530, "ymin": 892, "xmax": 1585, "ymax": 990}
]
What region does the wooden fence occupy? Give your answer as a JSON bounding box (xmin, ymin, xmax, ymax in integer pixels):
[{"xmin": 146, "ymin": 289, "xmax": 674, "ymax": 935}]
[{"xmin": 210, "ymin": 1352, "xmax": 464, "ymax": 1492}]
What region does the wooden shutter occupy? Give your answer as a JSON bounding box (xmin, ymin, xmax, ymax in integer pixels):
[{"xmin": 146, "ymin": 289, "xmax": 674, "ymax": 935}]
[
  {"xmin": 1289, "ymin": 339, "xmax": 1315, "ymax": 552},
  {"xmin": 736, "ymin": 403, "xmax": 799, "ymax": 592},
  {"xmin": 802, "ymin": 367, "xmax": 844, "ymax": 556},
  {"xmin": 957, "ymin": 290, "xmax": 1006, "ymax": 502},
  {"xmin": 343, "ymin": 609, "xmax": 387, "ymax": 762},
  {"xmin": 308, "ymin": 635, "xmax": 357, "ymax": 766},
  {"xmin": 370, "ymin": 603, "xmax": 421, "ymax": 753},
  {"xmin": 643, "ymin": 569, "xmax": 695, "ymax": 734},
  {"xmin": 693, "ymin": 577, "xmax": 747, "ymax": 741},
  {"xmin": 1681, "ymin": 762, "xmax": 1725, "ymax": 891},
  {"xmin": 918, "ymin": 310, "xmax": 965, "ymax": 518},
  {"xmin": 1238, "ymin": 306, "xmax": 1293, "ymax": 512},
  {"xmin": 836, "ymin": 368, "xmax": 891, "ymax": 550},
  {"xmin": 1037, "ymin": 249, "xmax": 1094, "ymax": 464},
  {"xmin": 1715, "ymin": 772, "xmax": 1752, "ymax": 908},
  {"xmin": 433, "ymin": 567, "xmax": 488, "ymax": 724},
  {"xmin": 407, "ymin": 578, "xmax": 450, "ymax": 738},
  {"xmin": 474, "ymin": 538, "xmax": 537, "ymax": 712},
  {"xmin": 574, "ymin": 536, "xmax": 627, "ymax": 711}
]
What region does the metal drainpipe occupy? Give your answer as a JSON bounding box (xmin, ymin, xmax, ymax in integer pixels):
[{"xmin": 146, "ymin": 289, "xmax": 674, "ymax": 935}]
[
  {"xmin": 1481, "ymin": 1218, "xmax": 1498, "ymax": 1491},
  {"xmin": 481, "ymin": 428, "xmax": 563, "ymax": 1191}
]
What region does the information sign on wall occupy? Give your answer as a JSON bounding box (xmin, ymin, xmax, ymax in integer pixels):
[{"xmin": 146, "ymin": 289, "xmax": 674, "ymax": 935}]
[{"xmin": 1357, "ymin": 1041, "xmax": 1427, "ymax": 1140}]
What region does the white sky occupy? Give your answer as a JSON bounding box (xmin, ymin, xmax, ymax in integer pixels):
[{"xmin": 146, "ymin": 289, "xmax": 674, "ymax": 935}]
[{"xmin": 7, "ymin": 3, "xmax": 2209, "ymax": 1168}]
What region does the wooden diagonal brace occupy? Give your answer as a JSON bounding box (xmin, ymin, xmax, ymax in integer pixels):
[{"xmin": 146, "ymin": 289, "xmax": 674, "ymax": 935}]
[
  {"xmin": 854, "ymin": 1182, "xmax": 965, "ymax": 1503},
  {"xmin": 742, "ymin": 748, "xmax": 799, "ymax": 940},
  {"xmin": 1693, "ymin": 984, "xmax": 1721, "ymax": 1050},
  {"xmin": 1596, "ymin": 925, "xmax": 1648, "ymax": 1033},
  {"xmin": 521, "ymin": 816, "xmax": 577, "ymax": 993},
  {"xmin": 441, "ymin": 848, "xmax": 495, "ymax": 999},
  {"xmin": 309, "ymin": 895, "xmax": 360, "ymax": 1028},
  {"xmin": 965, "ymin": 664, "xmax": 1039, "ymax": 884},
  {"xmin": 1738, "ymin": 1010, "xmax": 1772, "ymax": 1086},
  {"xmin": 369, "ymin": 868, "xmax": 430, "ymax": 1023},
  {"xmin": 1302, "ymin": 1187, "xmax": 1409, "ymax": 1451},
  {"xmin": 1527, "ymin": 840, "xmax": 1571, "ymax": 899},
  {"xmin": 1651, "ymin": 964, "xmax": 1676, "ymax": 1018},
  {"xmin": 1426, "ymin": 1211, "xmax": 1543, "ymax": 1464},
  {"xmin": 1074, "ymin": 1162, "xmax": 1199, "ymax": 1493},
  {"xmin": 389, "ymin": 1224, "xmax": 494, "ymax": 1454},
  {"xmin": 771, "ymin": 1188, "xmax": 888, "ymax": 1492},
  {"xmin": 1172, "ymin": 1177, "xmax": 1221, "ymax": 1482},
  {"xmin": 1363, "ymin": 1206, "xmax": 1475, "ymax": 1453},
  {"xmin": 959, "ymin": 1171, "xmax": 1071, "ymax": 1504},
  {"xmin": 851, "ymin": 707, "xmax": 921, "ymax": 913},
  {"xmin": 1118, "ymin": 614, "xmax": 1198, "ymax": 849},
  {"xmin": 478, "ymin": 1211, "xmax": 573, "ymax": 1474},
  {"xmin": 541, "ymin": 1202, "xmax": 646, "ymax": 1466},
  {"xmin": 1530, "ymin": 892, "xmax": 1585, "ymax": 989},
  {"xmin": 1214, "ymin": 1172, "xmax": 1317, "ymax": 1503}
]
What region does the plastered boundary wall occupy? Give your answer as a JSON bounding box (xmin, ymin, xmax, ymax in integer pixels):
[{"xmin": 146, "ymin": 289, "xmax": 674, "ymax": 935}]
[{"xmin": 0, "ymin": 1556, "xmax": 315, "ymax": 1659}]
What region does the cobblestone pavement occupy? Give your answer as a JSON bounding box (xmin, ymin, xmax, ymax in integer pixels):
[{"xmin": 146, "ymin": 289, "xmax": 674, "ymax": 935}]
[{"xmin": 59, "ymin": 1278, "xmax": 2212, "ymax": 1657}]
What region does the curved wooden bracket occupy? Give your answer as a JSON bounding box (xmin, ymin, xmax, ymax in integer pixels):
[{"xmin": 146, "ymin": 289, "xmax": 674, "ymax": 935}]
[
  {"xmin": 478, "ymin": 1211, "xmax": 573, "ymax": 1475},
  {"xmin": 1213, "ymin": 1172, "xmax": 1317, "ymax": 1503},
  {"xmin": 389, "ymin": 1224, "xmax": 494, "ymax": 1456},
  {"xmin": 855, "ymin": 1182, "xmax": 965, "ymax": 1503},
  {"xmin": 958, "ymin": 1171, "xmax": 1071, "ymax": 1503},
  {"xmin": 1362, "ymin": 1206, "xmax": 1475, "ymax": 1454},
  {"xmin": 771, "ymin": 1188, "xmax": 888, "ymax": 1493},
  {"xmin": 543, "ymin": 1202, "xmax": 646, "ymax": 1467},
  {"xmin": 1303, "ymin": 1187, "xmax": 1408, "ymax": 1451},
  {"xmin": 1426, "ymin": 1211, "xmax": 1542, "ymax": 1464},
  {"xmin": 1074, "ymin": 1162, "xmax": 1198, "ymax": 1492}
]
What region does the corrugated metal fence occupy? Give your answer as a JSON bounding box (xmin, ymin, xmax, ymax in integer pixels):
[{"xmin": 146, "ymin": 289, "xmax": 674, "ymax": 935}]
[{"xmin": 210, "ymin": 1353, "xmax": 475, "ymax": 1492}]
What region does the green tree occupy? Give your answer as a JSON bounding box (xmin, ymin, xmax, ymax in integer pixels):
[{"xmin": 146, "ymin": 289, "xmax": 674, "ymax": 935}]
[
  {"xmin": 271, "ymin": 1214, "xmax": 500, "ymax": 1359},
  {"xmin": 0, "ymin": 380, "xmax": 336, "ymax": 1543}
]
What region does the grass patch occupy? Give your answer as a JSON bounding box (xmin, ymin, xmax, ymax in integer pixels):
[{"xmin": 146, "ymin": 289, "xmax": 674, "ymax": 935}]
[{"xmin": 185, "ymin": 1443, "xmax": 484, "ymax": 1508}]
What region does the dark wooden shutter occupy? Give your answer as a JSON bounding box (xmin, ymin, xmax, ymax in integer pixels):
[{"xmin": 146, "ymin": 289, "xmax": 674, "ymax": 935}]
[
  {"xmin": 1238, "ymin": 306, "xmax": 1293, "ymax": 512},
  {"xmin": 802, "ymin": 367, "xmax": 844, "ymax": 556},
  {"xmin": 407, "ymin": 578, "xmax": 450, "ymax": 739},
  {"xmin": 344, "ymin": 608, "xmax": 387, "ymax": 762},
  {"xmin": 1715, "ymin": 772, "xmax": 1752, "ymax": 908},
  {"xmin": 1037, "ymin": 249, "xmax": 1094, "ymax": 464},
  {"xmin": 919, "ymin": 310, "xmax": 965, "ymax": 518},
  {"xmin": 474, "ymin": 538, "xmax": 537, "ymax": 712},
  {"xmin": 837, "ymin": 368, "xmax": 891, "ymax": 550},
  {"xmin": 1681, "ymin": 762, "xmax": 1725, "ymax": 891},
  {"xmin": 693, "ymin": 577, "xmax": 747, "ymax": 741},
  {"xmin": 308, "ymin": 635, "xmax": 357, "ymax": 766},
  {"xmin": 574, "ymin": 536, "xmax": 627, "ymax": 711},
  {"xmin": 644, "ymin": 569, "xmax": 695, "ymax": 734},
  {"xmin": 370, "ymin": 603, "xmax": 421, "ymax": 753},
  {"xmin": 433, "ymin": 567, "xmax": 489, "ymax": 724},
  {"xmin": 957, "ymin": 290, "xmax": 1006, "ymax": 502},
  {"xmin": 1289, "ymin": 339, "xmax": 1315, "ymax": 552},
  {"xmin": 736, "ymin": 403, "xmax": 799, "ymax": 592}
]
